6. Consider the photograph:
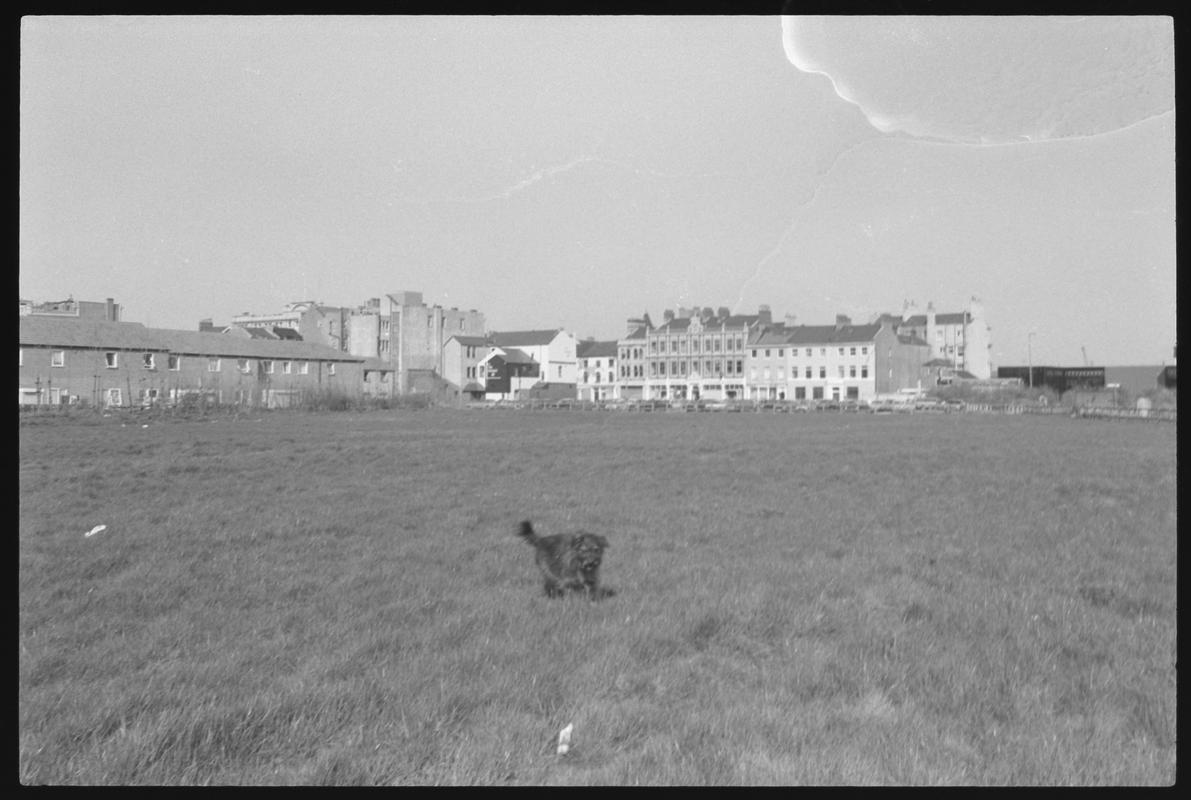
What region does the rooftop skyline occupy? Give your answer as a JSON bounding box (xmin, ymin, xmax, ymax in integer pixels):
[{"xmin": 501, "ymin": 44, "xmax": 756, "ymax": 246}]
[{"xmin": 20, "ymin": 16, "xmax": 1175, "ymax": 367}]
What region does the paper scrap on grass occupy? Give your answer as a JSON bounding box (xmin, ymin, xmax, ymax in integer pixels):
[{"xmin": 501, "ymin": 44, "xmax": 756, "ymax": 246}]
[
  {"xmin": 85, "ymin": 525, "xmax": 107, "ymax": 538},
  {"xmin": 557, "ymin": 723, "xmax": 573, "ymax": 755}
]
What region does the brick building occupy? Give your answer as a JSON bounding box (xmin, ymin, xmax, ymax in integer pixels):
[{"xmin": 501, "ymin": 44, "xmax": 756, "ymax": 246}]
[{"xmin": 19, "ymin": 317, "xmax": 364, "ymax": 408}]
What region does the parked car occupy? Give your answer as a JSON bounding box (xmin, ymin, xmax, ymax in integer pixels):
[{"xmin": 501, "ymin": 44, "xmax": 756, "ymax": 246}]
[{"xmin": 943, "ymin": 399, "xmax": 965, "ymax": 413}]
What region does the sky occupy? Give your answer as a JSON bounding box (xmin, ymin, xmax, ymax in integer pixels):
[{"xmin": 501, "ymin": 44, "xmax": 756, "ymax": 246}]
[{"xmin": 20, "ymin": 16, "xmax": 1175, "ymax": 367}]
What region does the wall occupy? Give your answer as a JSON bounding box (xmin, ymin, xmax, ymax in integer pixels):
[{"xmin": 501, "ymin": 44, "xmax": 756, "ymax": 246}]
[{"xmin": 18, "ymin": 344, "xmax": 363, "ymax": 407}]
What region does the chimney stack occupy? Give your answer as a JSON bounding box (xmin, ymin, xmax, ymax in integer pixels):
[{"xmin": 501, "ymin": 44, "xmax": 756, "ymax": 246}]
[
  {"xmin": 757, "ymin": 305, "xmax": 772, "ymax": 324},
  {"xmin": 663, "ymin": 309, "xmax": 675, "ymax": 323},
  {"xmin": 835, "ymin": 313, "xmax": 851, "ymax": 329}
]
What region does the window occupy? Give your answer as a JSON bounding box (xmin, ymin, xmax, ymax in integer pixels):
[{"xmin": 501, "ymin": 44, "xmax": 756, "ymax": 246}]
[
  {"xmin": 819, "ymin": 366, "xmax": 826, "ymax": 379},
  {"xmin": 764, "ymin": 349, "xmax": 770, "ymax": 358},
  {"xmin": 103, "ymin": 352, "xmax": 117, "ymax": 368},
  {"xmin": 207, "ymin": 357, "xmax": 221, "ymax": 372},
  {"xmin": 105, "ymin": 387, "xmax": 122, "ymax": 406},
  {"xmin": 850, "ymin": 347, "xmax": 856, "ymax": 356},
  {"xmin": 143, "ymin": 353, "xmax": 156, "ymax": 370},
  {"xmin": 752, "ymin": 349, "xmax": 758, "ymax": 358},
  {"xmin": 262, "ymin": 360, "xmax": 274, "ymax": 374},
  {"xmin": 557, "ymin": 365, "xmax": 563, "ymax": 378},
  {"xmin": 282, "ymin": 361, "xmax": 292, "ymax": 374},
  {"xmin": 861, "ymin": 366, "xmax": 869, "ymax": 379},
  {"xmin": 792, "ymin": 366, "xmax": 799, "ymax": 379},
  {"xmin": 861, "ymin": 347, "xmax": 868, "ymax": 356},
  {"xmin": 820, "ymin": 348, "xmax": 826, "ymax": 357},
  {"xmin": 849, "ymin": 365, "xmax": 856, "ymax": 378},
  {"xmin": 838, "ymin": 348, "xmax": 845, "ymax": 356},
  {"xmin": 238, "ymin": 358, "xmax": 252, "ymax": 374},
  {"xmin": 778, "ymin": 349, "xmax": 784, "ymax": 358},
  {"xmin": 168, "ymin": 355, "xmax": 181, "ymax": 371},
  {"xmin": 805, "ymin": 348, "xmax": 812, "ymax": 357},
  {"xmin": 838, "ymin": 366, "xmax": 846, "ymax": 378},
  {"xmin": 736, "ymin": 360, "xmax": 743, "ymax": 374},
  {"xmin": 51, "ymin": 350, "xmax": 65, "ymax": 367},
  {"xmin": 299, "ymin": 361, "xmax": 310, "ymax": 375},
  {"xmin": 327, "ymin": 362, "xmax": 335, "ymax": 376}
]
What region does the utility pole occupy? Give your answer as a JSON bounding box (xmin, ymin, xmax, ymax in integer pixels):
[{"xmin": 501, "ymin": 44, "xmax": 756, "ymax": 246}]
[{"xmin": 1027, "ymin": 331, "xmax": 1035, "ymax": 389}]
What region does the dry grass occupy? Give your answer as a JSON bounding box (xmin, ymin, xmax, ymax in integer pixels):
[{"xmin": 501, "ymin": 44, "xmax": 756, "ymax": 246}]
[{"xmin": 19, "ymin": 408, "xmax": 1176, "ymax": 785}]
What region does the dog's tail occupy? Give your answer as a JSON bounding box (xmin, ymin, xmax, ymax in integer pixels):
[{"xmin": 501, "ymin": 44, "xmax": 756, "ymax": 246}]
[{"xmin": 517, "ymin": 520, "xmax": 537, "ymax": 545}]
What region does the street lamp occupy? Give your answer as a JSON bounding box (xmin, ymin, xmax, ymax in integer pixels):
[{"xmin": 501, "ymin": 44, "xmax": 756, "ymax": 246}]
[{"xmin": 1027, "ymin": 330, "xmax": 1036, "ymax": 389}]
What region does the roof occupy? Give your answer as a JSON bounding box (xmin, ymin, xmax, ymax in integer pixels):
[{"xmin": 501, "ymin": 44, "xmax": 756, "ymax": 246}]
[
  {"xmin": 495, "ymin": 347, "xmax": 538, "ymax": 365},
  {"xmin": 445, "ymin": 335, "xmax": 488, "ymax": 347},
  {"xmin": 19, "ymin": 317, "xmax": 363, "ymax": 362},
  {"xmin": 577, "ymin": 340, "xmax": 617, "ymax": 358},
  {"xmin": 752, "ymin": 324, "xmax": 883, "ymax": 346},
  {"xmin": 901, "ymin": 311, "xmax": 969, "ymax": 327},
  {"xmin": 621, "ymin": 325, "xmax": 648, "ymax": 341},
  {"xmin": 652, "ymin": 313, "xmax": 763, "ymax": 334},
  {"xmin": 489, "ymin": 329, "xmax": 562, "ymax": 347}
]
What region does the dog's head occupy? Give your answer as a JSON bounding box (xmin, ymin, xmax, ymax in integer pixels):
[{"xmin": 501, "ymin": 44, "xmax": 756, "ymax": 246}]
[{"xmin": 572, "ymin": 533, "xmax": 608, "ymax": 573}]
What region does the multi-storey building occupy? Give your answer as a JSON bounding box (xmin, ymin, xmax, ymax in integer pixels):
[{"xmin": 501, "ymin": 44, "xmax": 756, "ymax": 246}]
[
  {"xmin": 487, "ymin": 329, "xmax": 578, "ymax": 390},
  {"xmin": 346, "ymin": 292, "xmax": 486, "ymax": 394},
  {"xmin": 442, "ymin": 335, "xmax": 489, "ymax": 400},
  {"xmin": 641, "ymin": 305, "xmax": 771, "ymax": 401},
  {"xmin": 576, "ymin": 339, "xmax": 618, "ymax": 401},
  {"xmin": 232, "ymin": 301, "xmax": 349, "ymax": 351},
  {"xmin": 19, "ymin": 316, "xmax": 365, "ymax": 408},
  {"xmin": 746, "ymin": 316, "xmax": 931, "ymax": 402},
  {"xmin": 20, "ymin": 296, "xmax": 121, "ymax": 322},
  {"xmin": 894, "ymin": 297, "xmax": 992, "ymax": 379},
  {"xmin": 616, "ymin": 314, "xmax": 651, "ymax": 401}
]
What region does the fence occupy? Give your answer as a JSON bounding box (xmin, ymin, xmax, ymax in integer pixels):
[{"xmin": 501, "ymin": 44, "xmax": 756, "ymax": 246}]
[{"xmin": 466, "ymin": 398, "xmax": 1177, "ymax": 422}]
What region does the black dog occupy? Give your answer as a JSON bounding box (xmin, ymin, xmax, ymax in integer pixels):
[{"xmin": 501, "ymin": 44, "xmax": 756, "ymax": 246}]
[{"xmin": 517, "ymin": 520, "xmax": 612, "ymax": 599}]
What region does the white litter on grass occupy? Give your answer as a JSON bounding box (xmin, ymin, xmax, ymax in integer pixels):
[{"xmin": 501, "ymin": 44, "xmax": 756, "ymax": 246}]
[
  {"xmin": 85, "ymin": 524, "xmax": 107, "ymax": 538},
  {"xmin": 557, "ymin": 723, "xmax": 573, "ymax": 755}
]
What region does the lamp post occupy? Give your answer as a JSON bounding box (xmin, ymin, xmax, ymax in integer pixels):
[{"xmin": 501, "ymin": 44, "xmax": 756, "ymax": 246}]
[{"xmin": 1027, "ymin": 331, "xmax": 1036, "ymax": 389}]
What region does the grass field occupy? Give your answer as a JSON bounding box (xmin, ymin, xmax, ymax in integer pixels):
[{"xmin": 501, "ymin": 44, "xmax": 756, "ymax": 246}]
[{"xmin": 18, "ymin": 408, "xmax": 1177, "ymax": 785}]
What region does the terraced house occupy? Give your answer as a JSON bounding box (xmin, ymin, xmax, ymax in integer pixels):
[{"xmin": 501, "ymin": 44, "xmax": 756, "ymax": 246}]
[
  {"xmin": 18, "ymin": 316, "xmax": 365, "ymax": 408},
  {"xmin": 616, "ymin": 314, "xmax": 651, "ymax": 401},
  {"xmin": 641, "ymin": 305, "xmax": 772, "ymax": 401},
  {"xmin": 576, "ymin": 339, "xmax": 618, "ymax": 401},
  {"xmin": 747, "ymin": 316, "xmax": 931, "ymax": 403}
]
